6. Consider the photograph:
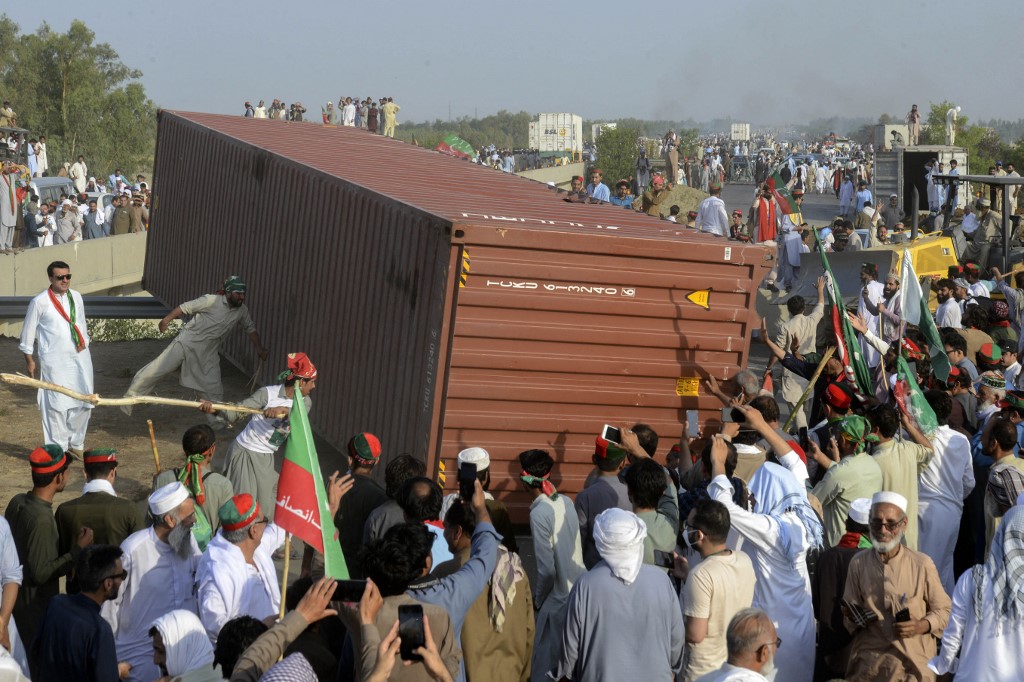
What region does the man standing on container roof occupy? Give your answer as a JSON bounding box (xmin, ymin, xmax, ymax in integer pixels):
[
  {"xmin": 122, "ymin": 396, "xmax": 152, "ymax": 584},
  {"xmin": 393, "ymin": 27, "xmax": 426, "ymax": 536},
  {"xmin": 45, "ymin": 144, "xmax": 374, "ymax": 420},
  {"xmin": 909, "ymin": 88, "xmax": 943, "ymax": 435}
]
[
  {"xmin": 382, "ymin": 97, "xmax": 400, "ymax": 138},
  {"xmin": 122, "ymin": 276, "xmax": 269, "ymax": 417},
  {"xmin": 586, "ymin": 169, "xmax": 610, "ymax": 203},
  {"xmin": 695, "ymin": 182, "xmax": 729, "ymax": 237}
]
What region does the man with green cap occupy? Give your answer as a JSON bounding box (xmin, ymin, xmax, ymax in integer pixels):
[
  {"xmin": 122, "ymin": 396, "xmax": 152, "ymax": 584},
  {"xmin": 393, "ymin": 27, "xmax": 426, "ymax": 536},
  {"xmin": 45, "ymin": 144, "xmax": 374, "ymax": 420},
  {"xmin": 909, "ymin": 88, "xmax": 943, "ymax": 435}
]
[
  {"xmin": 807, "ymin": 415, "xmax": 884, "ymax": 546},
  {"xmin": 122, "ymin": 275, "xmax": 269, "ymax": 413},
  {"xmin": 55, "ymin": 448, "xmax": 144, "ymax": 591},
  {"xmin": 574, "ymin": 436, "xmax": 631, "ymax": 569},
  {"xmin": 5, "ymin": 445, "xmax": 94, "ymax": 653}
]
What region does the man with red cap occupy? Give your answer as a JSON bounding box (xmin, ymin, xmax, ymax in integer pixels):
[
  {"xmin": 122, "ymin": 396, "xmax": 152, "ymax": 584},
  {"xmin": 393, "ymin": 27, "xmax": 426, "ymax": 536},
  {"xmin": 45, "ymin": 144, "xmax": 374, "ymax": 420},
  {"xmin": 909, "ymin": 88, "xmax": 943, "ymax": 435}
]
[
  {"xmin": 326, "ymin": 432, "xmax": 389, "ymax": 579},
  {"xmin": 55, "ymin": 448, "xmax": 143, "ymax": 590},
  {"xmin": 197, "ymin": 494, "xmax": 286, "ymax": 643},
  {"xmin": 5, "ymin": 445, "xmax": 93, "ymax": 653},
  {"xmin": 640, "ymin": 174, "xmax": 669, "ymax": 217},
  {"xmin": 203, "ymin": 352, "xmax": 318, "ymax": 523},
  {"xmin": 563, "ymin": 175, "xmax": 588, "ymax": 203},
  {"xmin": 574, "ymin": 437, "xmax": 631, "ymax": 568}
]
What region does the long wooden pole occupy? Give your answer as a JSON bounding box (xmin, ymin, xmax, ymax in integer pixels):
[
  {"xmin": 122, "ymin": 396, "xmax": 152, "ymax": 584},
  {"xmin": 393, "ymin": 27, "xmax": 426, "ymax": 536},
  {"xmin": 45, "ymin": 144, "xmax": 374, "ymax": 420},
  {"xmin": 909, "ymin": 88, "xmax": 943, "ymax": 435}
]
[
  {"xmin": 147, "ymin": 419, "xmax": 161, "ymax": 473},
  {"xmin": 0, "ymin": 373, "xmax": 264, "ymax": 415},
  {"xmin": 783, "ymin": 347, "xmax": 837, "ymax": 431},
  {"xmin": 279, "ymin": 534, "xmax": 291, "ymax": 621}
]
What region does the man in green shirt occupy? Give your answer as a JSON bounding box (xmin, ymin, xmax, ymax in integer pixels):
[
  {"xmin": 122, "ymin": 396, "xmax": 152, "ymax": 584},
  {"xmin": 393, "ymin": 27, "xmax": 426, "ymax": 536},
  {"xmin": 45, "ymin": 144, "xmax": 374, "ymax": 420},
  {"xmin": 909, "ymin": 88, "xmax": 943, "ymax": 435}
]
[
  {"xmin": 55, "ymin": 448, "xmax": 143, "ymax": 592},
  {"xmin": 808, "ymin": 416, "xmax": 884, "ymax": 547},
  {"xmin": 5, "ymin": 445, "xmax": 93, "ymax": 652},
  {"xmin": 626, "ymin": 457, "xmax": 678, "ymax": 568}
]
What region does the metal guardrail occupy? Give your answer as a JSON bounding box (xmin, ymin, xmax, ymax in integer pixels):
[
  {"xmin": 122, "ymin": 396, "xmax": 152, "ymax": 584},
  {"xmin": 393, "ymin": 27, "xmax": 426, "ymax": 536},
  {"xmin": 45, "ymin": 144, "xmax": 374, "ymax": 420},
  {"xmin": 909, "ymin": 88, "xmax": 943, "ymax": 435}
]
[{"xmin": 0, "ymin": 296, "xmax": 171, "ymax": 319}]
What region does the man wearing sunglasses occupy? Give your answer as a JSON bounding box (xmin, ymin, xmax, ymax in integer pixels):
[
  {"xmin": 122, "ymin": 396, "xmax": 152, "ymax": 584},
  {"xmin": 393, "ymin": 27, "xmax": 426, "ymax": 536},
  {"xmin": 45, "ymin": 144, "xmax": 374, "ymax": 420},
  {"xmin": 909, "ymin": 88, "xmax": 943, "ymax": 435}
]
[{"xmin": 19, "ymin": 260, "xmax": 95, "ymax": 455}]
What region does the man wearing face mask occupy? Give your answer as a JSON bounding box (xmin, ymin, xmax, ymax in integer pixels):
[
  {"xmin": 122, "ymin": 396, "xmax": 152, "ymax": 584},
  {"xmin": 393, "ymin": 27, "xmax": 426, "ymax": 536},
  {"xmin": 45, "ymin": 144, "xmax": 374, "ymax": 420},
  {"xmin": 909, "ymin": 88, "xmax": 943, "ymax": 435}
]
[
  {"xmin": 676, "ymin": 499, "xmax": 756, "ymax": 681},
  {"xmin": 841, "ymin": 492, "xmax": 951, "ymax": 682}
]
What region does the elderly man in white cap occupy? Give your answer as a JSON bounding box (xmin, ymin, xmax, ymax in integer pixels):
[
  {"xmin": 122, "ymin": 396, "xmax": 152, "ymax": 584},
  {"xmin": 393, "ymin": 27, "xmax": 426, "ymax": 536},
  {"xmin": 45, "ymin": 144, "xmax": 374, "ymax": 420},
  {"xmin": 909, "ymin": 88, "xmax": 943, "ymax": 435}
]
[
  {"xmin": 149, "ymin": 609, "xmax": 222, "ymax": 681},
  {"xmin": 842, "ymin": 491, "xmax": 951, "ymax": 681},
  {"xmin": 554, "ymin": 508, "xmax": 683, "ymax": 682},
  {"xmin": 441, "ymin": 447, "xmax": 518, "ymax": 553},
  {"xmin": 105, "ymin": 482, "xmax": 200, "ymax": 682}
]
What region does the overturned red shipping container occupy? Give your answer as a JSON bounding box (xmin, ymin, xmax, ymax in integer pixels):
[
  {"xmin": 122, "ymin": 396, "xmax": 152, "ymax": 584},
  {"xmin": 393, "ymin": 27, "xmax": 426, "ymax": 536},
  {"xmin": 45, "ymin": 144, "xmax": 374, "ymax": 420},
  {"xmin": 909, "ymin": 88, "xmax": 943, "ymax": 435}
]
[{"xmin": 145, "ymin": 111, "xmax": 772, "ymax": 518}]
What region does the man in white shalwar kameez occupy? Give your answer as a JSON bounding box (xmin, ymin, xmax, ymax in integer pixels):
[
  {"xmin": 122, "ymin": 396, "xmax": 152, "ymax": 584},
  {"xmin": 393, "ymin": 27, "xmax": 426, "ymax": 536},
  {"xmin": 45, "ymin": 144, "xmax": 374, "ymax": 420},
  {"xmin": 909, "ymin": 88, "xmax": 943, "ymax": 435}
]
[
  {"xmin": 707, "ymin": 406, "xmax": 819, "ymax": 682},
  {"xmin": 105, "ymin": 482, "xmax": 200, "ymax": 682},
  {"xmin": 196, "ymin": 494, "xmax": 286, "ymax": 643},
  {"xmin": 19, "ymin": 260, "xmax": 94, "ymax": 453},
  {"xmin": 519, "ymin": 450, "xmax": 586, "ymax": 682},
  {"xmin": 123, "ymin": 276, "xmax": 268, "ymax": 412},
  {"xmin": 857, "ymin": 263, "xmax": 886, "ymax": 370},
  {"xmin": 918, "ymin": 391, "xmax": 976, "ymax": 596}
]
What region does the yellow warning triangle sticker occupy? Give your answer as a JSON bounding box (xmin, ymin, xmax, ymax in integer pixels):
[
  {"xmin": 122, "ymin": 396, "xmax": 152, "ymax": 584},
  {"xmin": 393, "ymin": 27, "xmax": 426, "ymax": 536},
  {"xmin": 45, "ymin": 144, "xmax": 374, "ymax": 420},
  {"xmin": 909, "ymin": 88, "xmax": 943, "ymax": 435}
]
[{"xmin": 686, "ymin": 289, "xmax": 711, "ymax": 310}]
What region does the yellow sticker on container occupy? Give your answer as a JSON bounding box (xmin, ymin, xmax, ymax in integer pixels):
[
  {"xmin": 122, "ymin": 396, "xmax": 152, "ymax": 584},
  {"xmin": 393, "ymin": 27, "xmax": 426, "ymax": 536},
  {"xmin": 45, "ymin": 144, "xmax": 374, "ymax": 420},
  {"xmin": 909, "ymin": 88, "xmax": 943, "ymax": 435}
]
[
  {"xmin": 686, "ymin": 288, "xmax": 711, "ymax": 310},
  {"xmin": 675, "ymin": 377, "xmax": 700, "ymax": 397}
]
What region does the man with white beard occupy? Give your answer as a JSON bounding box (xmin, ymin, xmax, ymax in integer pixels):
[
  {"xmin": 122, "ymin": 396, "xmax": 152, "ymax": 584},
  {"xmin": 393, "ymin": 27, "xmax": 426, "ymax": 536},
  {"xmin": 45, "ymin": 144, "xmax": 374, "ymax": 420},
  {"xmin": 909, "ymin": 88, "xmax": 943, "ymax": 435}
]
[
  {"xmin": 842, "ymin": 492, "xmax": 951, "ymax": 681},
  {"xmin": 105, "ymin": 482, "xmax": 200, "ymax": 682}
]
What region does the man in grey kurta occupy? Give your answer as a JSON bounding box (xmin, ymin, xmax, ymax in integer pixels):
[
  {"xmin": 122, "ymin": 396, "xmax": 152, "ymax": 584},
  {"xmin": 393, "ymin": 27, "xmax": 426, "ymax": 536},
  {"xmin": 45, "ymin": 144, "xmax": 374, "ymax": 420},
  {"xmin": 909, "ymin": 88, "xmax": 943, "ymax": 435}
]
[
  {"xmin": 123, "ymin": 276, "xmax": 268, "ymax": 412},
  {"xmin": 555, "ymin": 508, "xmax": 684, "ymax": 682}
]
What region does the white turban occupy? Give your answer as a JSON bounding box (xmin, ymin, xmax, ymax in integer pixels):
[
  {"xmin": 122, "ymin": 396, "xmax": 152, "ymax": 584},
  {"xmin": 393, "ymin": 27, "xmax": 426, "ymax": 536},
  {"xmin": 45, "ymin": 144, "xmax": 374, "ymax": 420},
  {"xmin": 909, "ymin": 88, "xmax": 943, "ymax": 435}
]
[
  {"xmin": 872, "ymin": 491, "xmax": 908, "ymax": 513},
  {"xmin": 849, "ymin": 498, "xmax": 871, "ymax": 525},
  {"xmin": 151, "ymin": 610, "xmax": 214, "ymax": 676},
  {"xmin": 593, "ymin": 508, "xmax": 647, "ymax": 584},
  {"xmin": 457, "ymin": 447, "xmax": 490, "ymax": 471},
  {"xmin": 149, "ymin": 482, "xmax": 189, "ymax": 516}
]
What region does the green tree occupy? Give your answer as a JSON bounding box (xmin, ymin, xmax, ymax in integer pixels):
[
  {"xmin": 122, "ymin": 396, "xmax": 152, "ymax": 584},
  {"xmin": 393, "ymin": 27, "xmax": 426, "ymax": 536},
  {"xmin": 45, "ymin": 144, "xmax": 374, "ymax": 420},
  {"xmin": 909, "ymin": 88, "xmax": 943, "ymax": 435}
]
[
  {"xmin": 0, "ymin": 16, "xmax": 157, "ymax": 177},
  {"xmin": 593, "ymin": 125, "xmax": 641, "ymax": 186}
]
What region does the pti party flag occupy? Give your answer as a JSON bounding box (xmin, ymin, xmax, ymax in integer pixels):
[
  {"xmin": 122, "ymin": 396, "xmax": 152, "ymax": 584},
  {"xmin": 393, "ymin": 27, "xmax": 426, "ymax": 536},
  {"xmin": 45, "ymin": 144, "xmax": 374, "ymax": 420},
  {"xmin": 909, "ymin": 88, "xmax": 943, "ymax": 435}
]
[
  {"xmin": 900, "ymin": 249, "xmax": 951, "ymax": 382},
  {"xmin": 275, "ymin": 391, "xmax": 349, "ymax": 579},
  {"xmin": 814, "ymin": 230, "xmax": 873, "ymax": 395},
  {"xmin": 435, "ymin": 133, "xmax": 477, "ymax": 161},
  {"xmin": 894, "ymin": 354, "xmax": 939, "ymax": 434},
  {"xmin": 765, "ymin": 169, "xmax": 798, "ymax": 215}
]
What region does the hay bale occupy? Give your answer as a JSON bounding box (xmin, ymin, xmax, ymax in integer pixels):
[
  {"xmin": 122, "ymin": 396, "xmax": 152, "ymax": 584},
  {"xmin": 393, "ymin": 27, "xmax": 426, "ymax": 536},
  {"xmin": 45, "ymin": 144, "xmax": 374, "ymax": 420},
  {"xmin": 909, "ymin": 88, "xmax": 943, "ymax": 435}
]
[{"xmin": 659, "ymin": 184, "xmax": 710, "ymax": 217}]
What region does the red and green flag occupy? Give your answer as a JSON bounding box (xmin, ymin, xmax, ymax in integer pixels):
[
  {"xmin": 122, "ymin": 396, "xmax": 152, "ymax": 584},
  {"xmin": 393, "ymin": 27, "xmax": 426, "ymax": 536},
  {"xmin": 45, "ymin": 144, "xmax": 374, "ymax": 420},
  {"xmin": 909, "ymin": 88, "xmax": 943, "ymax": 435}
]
[
  {"xmin": 435, "ymin": 134, "xmax": 477, "ymax": 161},
  {"xmin": 765, "ymin": 169, "xmax": 797, "ymax": 215},
  {"xmin": 894, "ymin": 354, "xmax": 938, "ymax": 435},
  {"xmin": 275, "ymin": 391, "xmax": 349, "ymax": 579},
  {"xmin": 814, "ymin": 230, "xmax": 873, "ymax": 395}
]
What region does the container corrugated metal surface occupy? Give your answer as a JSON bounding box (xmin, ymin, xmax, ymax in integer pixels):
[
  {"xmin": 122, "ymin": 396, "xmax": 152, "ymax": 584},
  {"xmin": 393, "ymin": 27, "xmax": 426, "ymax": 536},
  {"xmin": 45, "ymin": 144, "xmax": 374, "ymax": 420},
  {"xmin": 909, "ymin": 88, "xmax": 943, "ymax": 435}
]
[
  {"xmin": 146, "ymin": 112, "xmax": 454, "ymax": 462},
  {"xmin": 146, "ymin": 111, "xmax": 771, "ymax": 516}
]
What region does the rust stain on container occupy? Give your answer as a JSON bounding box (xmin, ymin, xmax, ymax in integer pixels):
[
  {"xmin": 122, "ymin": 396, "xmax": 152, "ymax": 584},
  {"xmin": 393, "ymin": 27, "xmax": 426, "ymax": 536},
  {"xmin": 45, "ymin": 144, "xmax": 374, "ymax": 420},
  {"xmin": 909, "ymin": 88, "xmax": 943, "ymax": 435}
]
[{"xmin": 146, "ymin": 111, "xmax": 771, "ymax": 517}]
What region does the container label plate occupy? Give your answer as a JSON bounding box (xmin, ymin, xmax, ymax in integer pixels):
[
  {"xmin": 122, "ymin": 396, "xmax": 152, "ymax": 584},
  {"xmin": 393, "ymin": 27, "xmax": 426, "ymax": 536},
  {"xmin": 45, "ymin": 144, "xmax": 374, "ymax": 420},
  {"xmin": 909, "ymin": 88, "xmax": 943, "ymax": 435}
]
[{"xmin": 675, "ymin": 377, "xmax": 700, "ymax": 397}]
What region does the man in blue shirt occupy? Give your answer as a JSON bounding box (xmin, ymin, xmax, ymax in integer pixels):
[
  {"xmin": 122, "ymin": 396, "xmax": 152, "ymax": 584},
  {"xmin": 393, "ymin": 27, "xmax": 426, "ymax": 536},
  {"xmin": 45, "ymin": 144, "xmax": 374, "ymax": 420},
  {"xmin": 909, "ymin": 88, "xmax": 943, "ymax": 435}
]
[
  {"xmin": 855, "ymin": 180, "xmax": 873, "ymax": 212},
  {"xmin": 30, "ymin": 544, "xmax": 127, "ymax": 681},
  {"xmin": 609, "ymin": 180, "xmax": 635, "ymax": 208},
  {"xmin": 586, "ymin": 169, "xmax": 611, "ymax": 203}
]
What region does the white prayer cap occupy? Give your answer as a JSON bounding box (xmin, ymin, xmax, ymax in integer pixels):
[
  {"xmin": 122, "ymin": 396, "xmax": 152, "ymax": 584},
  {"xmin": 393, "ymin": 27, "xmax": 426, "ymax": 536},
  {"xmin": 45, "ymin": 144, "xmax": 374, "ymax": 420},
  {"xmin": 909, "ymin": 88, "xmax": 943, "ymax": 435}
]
[
  {"xmin": 457, "ymin": 447, "xmax": 490, "ymax": 471},
  {"xmin": 150, "ymin": 610, "xmax": 214, "ymax": 677},
  {"xmin": 593, "ymin": 508, "xmax": 647, "ymax": 585},
  {"xmin": 871, "ymin": 491, "xmax": 908, "ymax": 513},
  {"xmin": 849, "ymin": 498, "xmax": 871, "ymax": 525},
  {"xmin": 149, "ymin": 481, "xmax": 189, "ymax": 516}
]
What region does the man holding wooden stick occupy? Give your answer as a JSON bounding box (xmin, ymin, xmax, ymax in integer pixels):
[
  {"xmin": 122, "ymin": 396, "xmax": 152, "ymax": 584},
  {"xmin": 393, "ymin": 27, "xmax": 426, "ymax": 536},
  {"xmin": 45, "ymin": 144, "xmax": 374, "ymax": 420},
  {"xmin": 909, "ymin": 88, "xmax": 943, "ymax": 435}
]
[
  {"xmin": 122, "ymin": 275, "xmax": 269, "ymax": 416},
  {"xmin": 19, "ymin": 260, "xmax": 94, "ymax": 455}
]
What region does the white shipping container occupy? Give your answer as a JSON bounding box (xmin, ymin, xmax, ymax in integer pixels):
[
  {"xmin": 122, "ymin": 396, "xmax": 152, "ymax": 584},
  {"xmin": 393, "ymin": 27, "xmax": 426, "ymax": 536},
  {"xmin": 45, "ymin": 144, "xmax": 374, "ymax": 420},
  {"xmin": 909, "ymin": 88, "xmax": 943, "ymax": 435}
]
[
  {"xmin": 533, "ymin": 113, "xmax": 583, "ymax": 153},
  {"xmin": 730, "ymin": 123, "xmax": 751, "ymax": 142},
  {"xmin": 528, "ymin": 121, "xmax": 539, "ymax": 151}
]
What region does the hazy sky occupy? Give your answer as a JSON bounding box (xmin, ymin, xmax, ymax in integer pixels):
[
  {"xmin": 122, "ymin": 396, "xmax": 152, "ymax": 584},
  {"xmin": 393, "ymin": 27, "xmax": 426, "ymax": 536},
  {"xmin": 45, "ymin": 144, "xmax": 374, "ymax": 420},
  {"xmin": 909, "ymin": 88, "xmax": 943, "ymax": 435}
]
[{"xmin": 6, "ymin": 1, "xmax": 1024, "ymax": 126}]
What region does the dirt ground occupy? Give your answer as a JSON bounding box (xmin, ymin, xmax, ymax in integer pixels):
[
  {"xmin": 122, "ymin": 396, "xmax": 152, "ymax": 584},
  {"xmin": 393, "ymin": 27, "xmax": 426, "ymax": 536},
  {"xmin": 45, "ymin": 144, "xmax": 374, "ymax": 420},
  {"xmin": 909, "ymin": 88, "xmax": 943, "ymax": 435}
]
[{"xmin": 0, "ymin": 336, "xmax": 345, "ymax": 517}]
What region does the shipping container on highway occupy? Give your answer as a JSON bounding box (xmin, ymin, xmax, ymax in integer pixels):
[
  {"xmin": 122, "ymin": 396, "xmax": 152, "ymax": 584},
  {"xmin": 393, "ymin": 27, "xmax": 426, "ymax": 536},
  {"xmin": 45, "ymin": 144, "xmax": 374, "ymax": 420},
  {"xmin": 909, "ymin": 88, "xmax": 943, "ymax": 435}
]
[
  {"xmin": 730, "ymin": 123, "xmax": 750, "ymax": 142},
  {"xmin": 146, "ymin": 111, "xmax": 772, "ymax": 518},
  {"xmin": 528, "ymin": 113, "xmax": 584, "ymax": 155},
  {"xmin": 874, "ymin": 145, "xmax": 969, "ymax": 215}
]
